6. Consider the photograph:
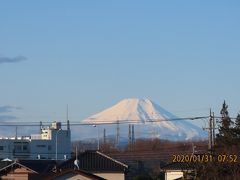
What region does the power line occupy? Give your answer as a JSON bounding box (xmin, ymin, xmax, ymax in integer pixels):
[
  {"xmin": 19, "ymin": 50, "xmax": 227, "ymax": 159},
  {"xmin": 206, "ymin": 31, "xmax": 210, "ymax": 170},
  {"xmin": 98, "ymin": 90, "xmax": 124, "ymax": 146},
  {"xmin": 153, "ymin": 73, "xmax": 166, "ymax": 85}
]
[{"xmin": 0, "ymin": 116, "xmax": 209, "ymax": 127}]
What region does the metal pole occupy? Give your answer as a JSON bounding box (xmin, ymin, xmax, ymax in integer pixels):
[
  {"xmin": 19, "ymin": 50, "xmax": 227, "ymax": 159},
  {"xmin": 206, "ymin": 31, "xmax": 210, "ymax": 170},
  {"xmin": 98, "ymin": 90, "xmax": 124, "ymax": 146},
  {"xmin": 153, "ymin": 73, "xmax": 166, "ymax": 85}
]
[
  {"xmin": 212, "ymin": 112, "xmax": 215, "ymax": 146},
  {"xmin": 208, "ymin": 109, "xmax": 213, "ymax": 150},
  {"xmin": 56, "ymin": 130, "xmax": 58, "ymax": 160},
  {"xmin": 97, "ymin": 126, "xmax": 99, "ymax": 150},
  {"xmin": 103, "ymin": 128, "xmax": 106, "ymax": 144},
  {"xmin": 55, "ymin": 129, "xmax": 61, "ymax": 160},
  {"xmin": 93, "ymin": 125, "xmax": 100, "ymax": 150}
]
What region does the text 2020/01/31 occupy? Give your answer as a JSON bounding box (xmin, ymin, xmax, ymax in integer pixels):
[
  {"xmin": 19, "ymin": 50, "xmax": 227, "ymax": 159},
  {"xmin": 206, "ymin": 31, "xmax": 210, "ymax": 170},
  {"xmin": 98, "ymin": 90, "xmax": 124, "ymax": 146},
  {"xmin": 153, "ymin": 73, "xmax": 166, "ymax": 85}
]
[{"xmin": 172, "ymin": 154, "xmax": 238, "ymax": 163}]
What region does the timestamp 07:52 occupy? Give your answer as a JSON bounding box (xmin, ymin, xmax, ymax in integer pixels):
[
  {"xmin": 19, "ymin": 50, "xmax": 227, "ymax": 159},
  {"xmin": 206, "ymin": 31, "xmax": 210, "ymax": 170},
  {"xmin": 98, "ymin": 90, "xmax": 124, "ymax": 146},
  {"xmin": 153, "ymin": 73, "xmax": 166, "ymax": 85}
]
[{"xmin": 172, "ymin": 154, "xmax": 238, "ymax": 163}]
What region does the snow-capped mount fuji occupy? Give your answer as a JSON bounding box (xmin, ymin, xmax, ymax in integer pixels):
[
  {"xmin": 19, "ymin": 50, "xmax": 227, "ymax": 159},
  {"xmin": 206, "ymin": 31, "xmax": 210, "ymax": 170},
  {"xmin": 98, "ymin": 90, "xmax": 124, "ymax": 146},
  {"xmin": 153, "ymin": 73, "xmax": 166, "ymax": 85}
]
[{"xmin": 83, "ymin": 98, "xmax": 207, "ymax": 140}]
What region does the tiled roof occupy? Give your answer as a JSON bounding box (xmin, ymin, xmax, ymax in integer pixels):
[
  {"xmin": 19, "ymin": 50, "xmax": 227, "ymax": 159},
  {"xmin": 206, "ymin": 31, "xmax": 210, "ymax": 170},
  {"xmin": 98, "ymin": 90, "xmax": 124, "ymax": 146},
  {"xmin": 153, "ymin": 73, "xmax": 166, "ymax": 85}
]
[
  {"xmin": 0, "ymin": 151, "xmax": 128, "ymax": 177},
  {"xmin": 0, "ymin": 161, "xmax": 38, "ymax": 175},
  {"xmin": 19, "ymin": 160, "xmax": 56, "ymax": 174},
  {"xmin": 59, "ymin": 150, "xmax": 128, "ymax": 173},
  {"xmin": 0, "ymin": 161, "xmax": 12, "ymax": 170}
]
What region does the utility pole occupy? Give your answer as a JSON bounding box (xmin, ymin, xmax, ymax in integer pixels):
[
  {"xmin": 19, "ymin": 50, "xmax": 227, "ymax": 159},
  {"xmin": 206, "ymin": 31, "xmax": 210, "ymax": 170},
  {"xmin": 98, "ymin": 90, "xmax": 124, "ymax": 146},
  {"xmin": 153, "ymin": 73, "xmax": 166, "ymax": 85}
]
[
  {"xmin": 128, "ymin": 124, "xmax": 132, "ymax": 145},
  {"xmin": 208, "ymin": 109, "xmax": 213, "ymax": 151},
  {"xmin": 103, "ymin": 128, "xmax": 106, "ymax": 144},
  {"xmin": 116, "ymin": 120, "xmax": 120, "ymax": 146},
  {"xmin": 207, "ymin": 109, "xmax": 216, "ymax": 152},
  {"xmin": 212, "ymin": 112, "xmax": 215, "ymax": 147},
  {"xmin": 132, "ymin": 124, "xmax": 135, "ymax": 145},
  {"xmin": 97, "ymin": 126, "xmax": 99, "ymax": 150}
]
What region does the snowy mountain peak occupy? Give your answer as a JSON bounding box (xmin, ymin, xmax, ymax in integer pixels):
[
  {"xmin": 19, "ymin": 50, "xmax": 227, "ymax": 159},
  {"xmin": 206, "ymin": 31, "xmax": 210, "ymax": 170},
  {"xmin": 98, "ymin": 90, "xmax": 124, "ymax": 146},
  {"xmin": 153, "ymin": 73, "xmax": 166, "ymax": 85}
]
[
  {"xmin": 83, "ymin": 98, "xmax": 207, "ymax": 140},
  {"xmin": 84, "ymin": 98, "xmax": 164, "ymax": 123},
  {"xmin": 84, "ymin": 98, "xmax": 177, "ymax": 123}
]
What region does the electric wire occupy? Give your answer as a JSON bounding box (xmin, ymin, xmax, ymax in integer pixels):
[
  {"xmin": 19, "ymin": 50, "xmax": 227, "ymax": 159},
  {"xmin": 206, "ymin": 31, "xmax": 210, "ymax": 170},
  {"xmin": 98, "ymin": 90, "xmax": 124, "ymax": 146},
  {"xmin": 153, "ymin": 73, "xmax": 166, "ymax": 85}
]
[{"xmin": 0, "ymin": 116, "xmax": 209, "ymax": 127}]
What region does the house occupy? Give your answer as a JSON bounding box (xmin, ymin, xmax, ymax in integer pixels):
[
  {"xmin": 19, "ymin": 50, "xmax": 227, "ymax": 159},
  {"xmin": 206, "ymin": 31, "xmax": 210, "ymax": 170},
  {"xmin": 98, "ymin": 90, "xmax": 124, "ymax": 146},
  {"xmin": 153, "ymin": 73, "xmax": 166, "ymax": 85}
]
[
  {"xmin": 0, "ymin": 160, "xmax": 38, "ymax": 180},
  {"xmin": 0, "ymin": 121, "xmax": 71, "ymax": 160},
  {"xmin": 0, "ymin": 159, "xmax": 105, "ymax": 180},
  {"xmin": 161, "ymin": 162, "xmax": 196, "ymax": 180},
  {"xmin": 0, "ymin": 151, "xmax": 128, "ymax": 180},
  {"xmin": 0, "ymin": 159, "xmax": 58, "ymax": 180},
  {"xmin": 45, "ymin": 169, "xmax": 106, "ymax": 180},
  {"xmin": 57, "ymin": 150, "xmax": 128, "ymax": 180}
]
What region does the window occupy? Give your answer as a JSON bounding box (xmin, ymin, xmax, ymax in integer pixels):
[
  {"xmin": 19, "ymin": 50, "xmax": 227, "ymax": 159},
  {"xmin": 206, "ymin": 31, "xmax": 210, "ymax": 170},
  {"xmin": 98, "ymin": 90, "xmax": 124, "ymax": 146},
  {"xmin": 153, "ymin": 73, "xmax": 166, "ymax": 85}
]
[
  {"xmin": 48, "ymin": 145, "xmax": 52, "ymax": 150},
  {"xmin": 0, "ymin": 146, "xmax": 3, "ymax": 151},
  {"xmin": 37, "ymin": 145, "xmax": 46, "ymax": 148},
  {"xmin": 23, "ymin": 145, "xmax": 28, "ymax": 150},
  {"xmin": 14, "ymin": 145, "xmax": 22, "ymax": 151}
]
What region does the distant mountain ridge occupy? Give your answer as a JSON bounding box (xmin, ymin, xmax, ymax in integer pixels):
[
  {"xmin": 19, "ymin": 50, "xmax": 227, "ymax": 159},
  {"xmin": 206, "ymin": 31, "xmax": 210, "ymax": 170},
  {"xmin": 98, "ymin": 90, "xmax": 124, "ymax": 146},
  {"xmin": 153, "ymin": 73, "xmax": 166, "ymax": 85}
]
[{"xmin": 83, "ymin": 98, "xmax": 207, "ymax": 140}]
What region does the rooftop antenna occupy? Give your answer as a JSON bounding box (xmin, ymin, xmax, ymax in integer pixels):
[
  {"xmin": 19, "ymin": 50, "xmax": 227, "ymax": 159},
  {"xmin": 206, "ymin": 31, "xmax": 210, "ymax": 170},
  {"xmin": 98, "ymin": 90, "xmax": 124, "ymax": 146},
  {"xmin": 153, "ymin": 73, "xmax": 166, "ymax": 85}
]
[
  {"xmin": 40, "ymin": 121, "xmax": 42, "ymax": 133},
  {"xmin": 66, "ymin": 104, "xmax": 69, "ymax": 121},
  {"xmin": 67, "ymin": 104, "xmax": 70, "ymax": 134},
  {"xmin": 15, "ymin": 126, "xmax": 18, "ymax": 139},
  {"xmin": 74, "ymin": 146, "xmax": 79, "ymax": 170}
]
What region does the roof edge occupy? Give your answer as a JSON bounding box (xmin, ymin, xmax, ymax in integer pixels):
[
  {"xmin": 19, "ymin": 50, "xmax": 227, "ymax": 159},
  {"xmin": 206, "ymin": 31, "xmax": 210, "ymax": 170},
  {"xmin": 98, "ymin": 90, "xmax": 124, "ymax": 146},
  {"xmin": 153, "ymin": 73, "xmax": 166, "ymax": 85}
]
[{"xmin": 96, "ymin": 151, "xmax": 128, "ymax": 168}]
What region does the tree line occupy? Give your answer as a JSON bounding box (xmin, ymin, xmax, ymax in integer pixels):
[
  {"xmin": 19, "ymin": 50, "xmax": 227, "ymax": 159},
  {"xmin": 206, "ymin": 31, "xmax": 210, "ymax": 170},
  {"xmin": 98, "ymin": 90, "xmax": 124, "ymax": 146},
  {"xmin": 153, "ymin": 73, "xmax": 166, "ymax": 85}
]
[{"xmin": 197, "ymin": 101, "xmax": 240, "ymax": 180}]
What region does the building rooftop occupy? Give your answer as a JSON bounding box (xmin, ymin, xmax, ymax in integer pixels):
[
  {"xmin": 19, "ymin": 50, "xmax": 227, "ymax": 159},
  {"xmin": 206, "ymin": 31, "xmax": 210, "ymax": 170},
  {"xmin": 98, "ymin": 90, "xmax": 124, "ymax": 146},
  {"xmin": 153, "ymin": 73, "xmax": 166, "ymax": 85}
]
[
  {"xmin": 59, "ymin": 150, "xmax": 128, "ymax": 173},
  {"xmin": 0, "ymin": 151, "xmax": 128, "ymax": 179}
]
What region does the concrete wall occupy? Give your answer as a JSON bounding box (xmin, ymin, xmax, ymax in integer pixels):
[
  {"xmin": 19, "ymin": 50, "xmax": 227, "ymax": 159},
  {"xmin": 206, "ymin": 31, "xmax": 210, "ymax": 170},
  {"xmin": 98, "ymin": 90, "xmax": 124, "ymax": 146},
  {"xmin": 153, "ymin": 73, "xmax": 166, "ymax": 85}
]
[
  {"xmin": 94, "ymin": 173, "xmax": 125, "ymax": 180},
  {"xmin": 1, "ymin": 167, "xmax": 33, "ymax": 180},
  {"xmin": 0, "ymin": 128, "xmax": 71, "ymax": 160},
  {"xmin": 54, "ymin": 173, "xmax": 93, "ymax": 180},
  {"xmin": 165, "ymin": 171, "xmax": 183, "ymax": 180}
]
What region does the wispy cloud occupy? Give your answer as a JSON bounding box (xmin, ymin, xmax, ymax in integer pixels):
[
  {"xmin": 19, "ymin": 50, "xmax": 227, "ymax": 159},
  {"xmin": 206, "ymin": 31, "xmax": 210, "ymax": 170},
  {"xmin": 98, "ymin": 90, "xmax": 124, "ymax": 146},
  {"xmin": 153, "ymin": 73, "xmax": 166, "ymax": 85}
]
[
  {"xmin": 0, "ymin": 106, "xmax": 21, "ymax": 122},
  {"xmin": 0, "ymin": 55, "xmax": 27, "ymax": 64},
  {"xmin": 0, "ymin": 115, "xmax": 17, "ymax": 121},
  {"xmin": 0, "ymin": 106, "xmax": 21, "ymax": 113}
]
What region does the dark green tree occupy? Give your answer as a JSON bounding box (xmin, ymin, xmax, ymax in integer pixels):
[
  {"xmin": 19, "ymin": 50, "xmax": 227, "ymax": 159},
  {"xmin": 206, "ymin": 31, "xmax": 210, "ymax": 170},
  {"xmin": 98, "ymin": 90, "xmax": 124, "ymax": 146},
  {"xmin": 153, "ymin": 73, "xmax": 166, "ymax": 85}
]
[
  {"xmin": 218, "ymin": 100, "xmax": 233, "ymax": 138},
  {"xmin": 216, "ymin": 101, "xmax": 235, "ymax": 150},
  {"xmin": 233, "ymin": 113, "xmax": 240, "ymax": 146},
  {"xmin": 235, "ymin": 113, "xmax": 240, "ymax": 130}
]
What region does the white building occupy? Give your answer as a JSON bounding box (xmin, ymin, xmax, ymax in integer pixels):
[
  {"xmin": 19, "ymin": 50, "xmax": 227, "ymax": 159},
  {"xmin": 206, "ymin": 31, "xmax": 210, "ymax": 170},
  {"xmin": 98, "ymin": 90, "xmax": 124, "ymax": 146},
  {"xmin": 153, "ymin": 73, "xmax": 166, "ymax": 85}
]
[{"xmin": 0, "ymin": 121, "xmax": 71, "ymax": 160}]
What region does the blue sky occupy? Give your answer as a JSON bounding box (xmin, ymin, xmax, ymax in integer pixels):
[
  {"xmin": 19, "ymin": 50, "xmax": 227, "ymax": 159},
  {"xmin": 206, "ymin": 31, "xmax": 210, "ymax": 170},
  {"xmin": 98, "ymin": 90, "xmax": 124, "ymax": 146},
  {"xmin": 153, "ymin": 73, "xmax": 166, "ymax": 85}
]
[{"xmin": 0, "ymin": 1, "xmax": 240, "ymax": 129}]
